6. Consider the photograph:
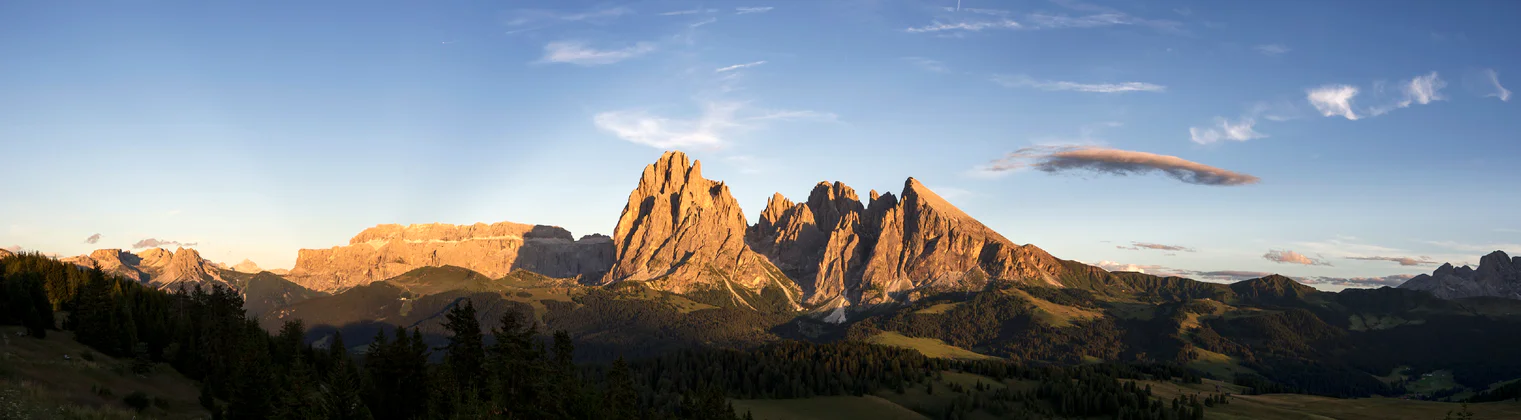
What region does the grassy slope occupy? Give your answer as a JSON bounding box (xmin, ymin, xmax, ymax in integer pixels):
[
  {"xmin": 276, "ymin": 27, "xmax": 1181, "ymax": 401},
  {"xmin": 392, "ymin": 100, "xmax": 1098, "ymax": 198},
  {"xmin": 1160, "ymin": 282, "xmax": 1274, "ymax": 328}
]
[
  {"xmin": 864, "ymin": 331, "xmax": 998, "ymax": 360},
  {"xmin": 1139, "ymin": 378, "xmax": 1521, "ymax": 420},
  {"xmin": 0, "ymin": 326, "xmax": 206, "ymax": 419}
]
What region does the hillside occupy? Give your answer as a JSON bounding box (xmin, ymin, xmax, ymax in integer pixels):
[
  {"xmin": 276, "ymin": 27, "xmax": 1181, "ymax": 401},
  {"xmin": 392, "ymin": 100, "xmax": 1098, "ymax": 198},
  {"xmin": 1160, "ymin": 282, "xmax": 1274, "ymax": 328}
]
[{"xmin": 0, "ymin": 326, "xmax": 207, "ymax": 419}]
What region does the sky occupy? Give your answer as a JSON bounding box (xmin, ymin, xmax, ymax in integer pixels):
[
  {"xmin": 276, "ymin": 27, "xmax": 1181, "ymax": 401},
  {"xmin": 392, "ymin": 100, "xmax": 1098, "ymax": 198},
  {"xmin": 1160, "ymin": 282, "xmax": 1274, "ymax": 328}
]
[{"xmin": 2, "ymin": 0, "xmax": 1518, "ymax": 291}]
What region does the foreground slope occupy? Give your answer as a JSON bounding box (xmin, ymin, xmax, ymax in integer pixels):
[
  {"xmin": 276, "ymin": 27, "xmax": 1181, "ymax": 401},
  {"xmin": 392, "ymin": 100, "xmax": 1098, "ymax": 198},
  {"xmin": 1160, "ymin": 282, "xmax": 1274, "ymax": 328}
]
[{"xmin": 0, "ymin": 326, "xmax": 206, "ymax": 419}]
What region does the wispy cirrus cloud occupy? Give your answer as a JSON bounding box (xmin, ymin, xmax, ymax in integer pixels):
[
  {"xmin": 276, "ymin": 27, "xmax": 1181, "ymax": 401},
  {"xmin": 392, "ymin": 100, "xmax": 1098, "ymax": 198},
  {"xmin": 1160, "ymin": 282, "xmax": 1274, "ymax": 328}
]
[
  {"xmin": 133, "ymin": 238, "xmax": 198, "ymax": 249},
  {"xmin": 594, "ymin": 101, "xmax": 836, "ymax": 149},
  {"xmin": 1424, "ymin": 240, "xmax": 1521, "ymax": 254},
  {"xmin": 1263, "ymin": 249, "xmax": 1332, "ymax": 266},
  {"xmin": 903, "ymin": 57, "xmax": 950, "ymax": 73},
  {"xmin": 1482, "ymin": 69, "xmax": 1511, "ymax": 101},
  {"xmin": 505, "ymin": 6, "xmax": 633, "ymax": 32},
  {"xmin": 85, "ymin": 233, "xmax": 102, "ymax": 244},
  {"xmin": 1255, "ymin": 44, "xmax": 1290, "ymax": 55},
  {"xmin": 715, "ymin": 61, "xmax": 766, "ymax": 73},
  {"xmin": 660, "ymin": 8, "xmax": 716, "ymax": 16},
  {"xmin": 1298, "ymin": 274, "xmax": 1413, "ymax": 288},
  {"xmin": 1086, "ymin": 260, "xmax": 1274, "ymax": 283},
  {"xmin": 909, "ymin": 2, "xmax": 1179, "ymax": 34},
  {"xmin": 992, "ymin": 75, "xmax": 1165, "ymax": 93},
  {"xmin": 735, "ymin": 7, "xmax": 773, "ymax": 15},
  {"xmin": 1117, "ymin": 242, "xmax": 1196, "ymax": 252},
  {"xmin": 537, "ymin": 41, "xmax": 656, "ymax": 66},
  {"xmin": 1369, "ymin": 72, "xmax": 1446, "ymax": 116},
  {"xmin": 1189, "ymin": 117, "xmax": 1265, "ymax": 144},
  {"xmin": 975, "ymin": 146, "xmax": 1259, "ymax": 186},
  {"xmin": 1307, "ymin": 85, "xmax": 1361, "ymax": 120},
  {"xmin": 1345, "ymin": 255, "xmax": 1437, "ymax": 266}
]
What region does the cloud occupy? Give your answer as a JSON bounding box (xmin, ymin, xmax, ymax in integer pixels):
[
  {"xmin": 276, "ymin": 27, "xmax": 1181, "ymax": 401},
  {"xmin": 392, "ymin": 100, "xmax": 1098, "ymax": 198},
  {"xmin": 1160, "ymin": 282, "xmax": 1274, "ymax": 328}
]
[
  {"xmin": 1093, "ymin": 260, "xmax": 1166, "ymax": 273},
  {"xmin": 1263, "ymin": 249, "xmax": 1332, "ymax": 266},
  {"xmin": 538, "ymin": 41, "xmax": 656, "ymax": 66},
  {"xmin": 1117, "ymin": 242, "xmax": 1196, "ymax": 252},
  {"xmin": 1299, "ymin": 274, "xmax": 1413, "ymax": 288},
  {"xmin": 1369, "ymin": 72, "xmax": 1446, "ymax": 116},
  {"xmin": 1189, "ymin": 117, "xmax": 1265, "ymax": 144},
  {"xmin": 689, "ymin": 17, "xmax": 718, "ymax": 28},
  {"xmin": 992, "ymin": 75, "xmax": 1165, "ymax": 93},
  {"xmin": 903, "ymin": 57, "xmax": 950, "ymax": 73},
  {"xmin": 508, "ymin": 6, "xmax": 632, "ymax": 28},
  {"xmin": 1345, "ymin": 256, "xmax": 1437, "ymax": 266},
  {"xmin": 1307, "ymin": 85, "xmax": 1360, "ymax": 120},
  {"xmin": 715, "ymin": 61, "xmax": 766, "ymax": 73},
  {"xmin": 906, "ymin": 20, "xmax": 1022, "ymax": 33},
  {"xmin": 85, "ymin": 233, "xmax": 102, "ymax": 244},
  {"xmin": 132, "ymin": 238, "xmax": 198, "ymax": 249},
  {"xmin": 1193, "ymin": 271, "xmax": 1276, "ymax": 281},
  {"xmin": 660, "ymin": 9, "xmax": 716, "ymax": 16},
  {"xmin": 1482, "ymin": 69, "xmax": 1511, "ymax": 101},
  {"xmin": 1254, "ymin": 44, "xmax": 1290, "ymax": 56},
  {"xmin": 735, "ymin": 7, "xmax": 773, "ymax": 15},
  {"xmin": 594, "ymin": 101, "xmax": 836, "ymax": 149},
  {"xmin": 975, "ymin": 146, "xmax": 1260, "ymax": 186}
]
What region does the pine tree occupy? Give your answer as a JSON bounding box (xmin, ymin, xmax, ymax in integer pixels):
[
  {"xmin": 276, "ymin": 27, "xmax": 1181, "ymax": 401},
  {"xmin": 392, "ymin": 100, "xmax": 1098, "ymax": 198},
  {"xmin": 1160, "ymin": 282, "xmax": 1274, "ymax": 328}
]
[
  {"xmin": 440, "ymin": 299, "xmax": 485, "ymax": 394},
  {"xmin": 605, "ymin": 357, "xmax": 639, "ymax": 420}
]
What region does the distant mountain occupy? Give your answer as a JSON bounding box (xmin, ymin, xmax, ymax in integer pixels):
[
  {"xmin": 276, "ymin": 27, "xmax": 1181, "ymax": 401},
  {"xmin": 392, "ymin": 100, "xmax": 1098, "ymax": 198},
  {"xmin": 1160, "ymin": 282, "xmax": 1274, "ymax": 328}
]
[
  {"xmin": 0, "ymin": 248, "xmax": 13, "ymax": 259},
  {"xmin": 238, "ymin": 271, "xmax": 328, "ymax": 317},
  {"xmin": 62, "ymin": 247, "xmax": 235, "ymax": 291},
  {"xmin": 287, "ymin": 222, "xmax": 613, "ymax": 292},
  {"xmin": 1399, "ymin": 250, "xmax": 1521, "ymax": 300}
]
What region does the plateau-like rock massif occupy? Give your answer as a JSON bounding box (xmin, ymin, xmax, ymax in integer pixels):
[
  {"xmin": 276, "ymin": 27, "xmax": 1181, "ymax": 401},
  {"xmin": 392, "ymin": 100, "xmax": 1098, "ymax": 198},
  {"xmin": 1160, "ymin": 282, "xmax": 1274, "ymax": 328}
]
[
  {"xmin": 602, "ymin": 151, "xmax": 801, "ymax": 305},
  {"xmin": 747, "ymin": 177, "xmax": 1078, "ymax": 307},
  {"xmin": 62, "ymin": 247, "xmax": 231, "ymax": 290},
  {"xmin": 1399, "ymin": 250, "xmax": 1521, "ymax": 300},
  {"xmin": 287, "ymin": 222, "xmax": 613, "ymax": 292}
]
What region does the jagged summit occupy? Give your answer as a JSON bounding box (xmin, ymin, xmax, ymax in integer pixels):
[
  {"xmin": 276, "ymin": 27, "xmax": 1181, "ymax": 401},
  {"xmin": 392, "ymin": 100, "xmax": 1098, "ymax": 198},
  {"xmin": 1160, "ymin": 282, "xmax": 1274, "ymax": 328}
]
[
  {"xmin": 61, "ymin": 247, "xmax": 228, "ymax": 291},
  {"xmin": 603, "ymin": 151, "xmax": 798, "ymax": 304},
  {"xmin": 1400, "ymin": 250, "xmax": 1521, "ymax": 300}
]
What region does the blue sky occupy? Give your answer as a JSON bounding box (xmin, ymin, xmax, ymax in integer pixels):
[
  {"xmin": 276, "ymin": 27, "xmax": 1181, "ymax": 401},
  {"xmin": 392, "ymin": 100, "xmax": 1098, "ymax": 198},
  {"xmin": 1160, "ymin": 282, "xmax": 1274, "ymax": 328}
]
[{"xmin": 2, "ymin": 0, "xmax": 1518, "ymax": 290}]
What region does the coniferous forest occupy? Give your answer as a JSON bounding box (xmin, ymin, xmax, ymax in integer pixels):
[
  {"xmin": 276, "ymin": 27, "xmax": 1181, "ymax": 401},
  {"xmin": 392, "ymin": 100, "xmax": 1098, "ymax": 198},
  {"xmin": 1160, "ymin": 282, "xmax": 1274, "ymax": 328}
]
[{"xmin": 1, "ymin": 252, "xmax": 1218, "ymax": 419}]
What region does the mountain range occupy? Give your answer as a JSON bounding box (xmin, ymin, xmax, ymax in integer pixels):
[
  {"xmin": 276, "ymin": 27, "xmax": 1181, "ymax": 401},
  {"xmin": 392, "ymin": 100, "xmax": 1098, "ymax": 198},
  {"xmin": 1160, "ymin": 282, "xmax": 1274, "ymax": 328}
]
[{"xmin": 34, "ymin": 150, "xmax": 1521, "ymax": 400}]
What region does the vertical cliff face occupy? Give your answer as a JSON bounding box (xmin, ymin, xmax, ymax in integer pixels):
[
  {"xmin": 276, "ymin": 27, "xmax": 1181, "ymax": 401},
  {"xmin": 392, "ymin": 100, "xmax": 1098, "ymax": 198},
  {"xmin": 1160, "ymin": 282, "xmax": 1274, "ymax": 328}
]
[
  {"xmin": 604, "ymin": 151, "xmax": 799, "ymax": 302},
  {"xmin": 748, "ymin": 177, "xmax": 1073, "ymax": 308},
  {"xmin": 287, "ymin": 222, "xmax": 614, "ymax": 292}
]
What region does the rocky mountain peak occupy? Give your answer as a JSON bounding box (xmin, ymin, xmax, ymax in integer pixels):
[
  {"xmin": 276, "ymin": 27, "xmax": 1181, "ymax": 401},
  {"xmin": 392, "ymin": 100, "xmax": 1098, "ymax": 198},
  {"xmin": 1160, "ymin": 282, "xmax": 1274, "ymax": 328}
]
[
  {"xmin": 806, "ymin": 181, "xmax": 864, "ymax": 230},
  {"xmin": 604, "ymin": 151, "xmax": 794, "ymax": 302},
  {"xmin": 233, "ymin": 259, "xmax": 262, "ymax": 274},
  {"xmin": 0, "ymin": 248, "xmax": 12, "ymax": 259},
  {"xmin": 1400, "ymin": 250, "xmax": 1521, "ymax": 300}
]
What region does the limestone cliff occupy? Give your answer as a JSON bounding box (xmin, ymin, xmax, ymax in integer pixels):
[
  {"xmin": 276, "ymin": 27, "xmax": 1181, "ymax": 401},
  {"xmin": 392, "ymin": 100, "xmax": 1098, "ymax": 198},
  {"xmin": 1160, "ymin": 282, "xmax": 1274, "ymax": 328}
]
[
  {"xmin": 603, "ymin": 151, "xmax": 800, "ymax": 305},
  {"xmin": 748, "ymin": 177, "xmax": 1073, "ymax": 307},
  {"xmin": 1399, "ymin": 250, "xmax": 1521, "ymax": 300},
  {"xmin": 288, "ymin": 222, "xmax": 614, "ymax": 291},
  {"xmin": 62, "ymin": 247, "xmax": 231, "ymax": 291}
]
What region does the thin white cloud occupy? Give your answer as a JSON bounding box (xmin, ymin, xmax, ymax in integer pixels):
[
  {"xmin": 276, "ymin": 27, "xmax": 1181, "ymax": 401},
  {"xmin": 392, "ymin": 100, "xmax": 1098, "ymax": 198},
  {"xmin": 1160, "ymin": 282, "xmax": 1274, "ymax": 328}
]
[
  {"xmin": 1307, "ymin": 84, "xmax": 1360, "ymax": 120},
  {"xmin": 1254, "ymin": 44, "xmax": 1290, "ymax": 56},
  {"xmin": 1425, "ymin": 240, "xmax": 1521, "ymax": 253},
  {"xmin": 993, "ymin": 75, "xmax": 1165, "ymax": 93},
  {"xmin": 660, "ymin": 9, "xmax": 712, "ymax": 16},
  {"xmin": 1483, "ymin": 69, "xmax": 1511, "ymax": 101},
  {"xmin": 1368, "ymin": 72, "xmax": 1447, "ymax": 117},
  {"xmin": 690, "ymin": 17, "xmax": 717, "ymax": 28},
  {"xmin": 538, "ymin": 41, "xmax": 656, "ymax": 66},
  {"xmin": 1189, "ymin": 117, "xmax": 1265, "ymax": 144},
  {"xmin": 735, "ymin": 7, "xmax": 773, "ymax": 15},
  {"xmin": 903, "ymin": 57, "xmax": 950, "ymax": 73},
  {"xmin": 594, "ymin": 102, "xmax": 835, "ymax": 149},
  {"xmin": 506, "ymin": 7, "xmax": 633, "ymax": 27},
  {"xmin": 906, "ymin": 20, "xmax": 1021, "ymax": 33},
  {"xmin": 715, "ymin": 61, "xmax": 766, "ymax": 73}
]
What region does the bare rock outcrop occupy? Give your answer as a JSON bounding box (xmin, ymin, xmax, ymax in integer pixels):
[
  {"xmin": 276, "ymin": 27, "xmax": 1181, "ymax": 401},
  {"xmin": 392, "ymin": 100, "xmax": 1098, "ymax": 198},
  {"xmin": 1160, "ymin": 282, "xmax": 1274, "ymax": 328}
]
[
  {"xmin": 232, "ymin": 259, "xmax": 263, "ymax": 274},
  {"xmin": 748, "ymin": 177, "xmax": 1074, "ymax": 307},
  {"xmin": 288, "ymin": 222, "xmax": 614, "ymax": 292},
  {"xmin": 62, "ymin": 247, "xmax": 229, "ymax": 291},
  {"xmin": 0, "ymin": 248, "xmax": 14, "ymax": 259},
  {"xmin": 1399, "ymin": 250, "xmax": 1521, "ymax": 300},
  {"xmin": 604, "ymin": 151, "xmax": 799, "ymax": 303}
]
